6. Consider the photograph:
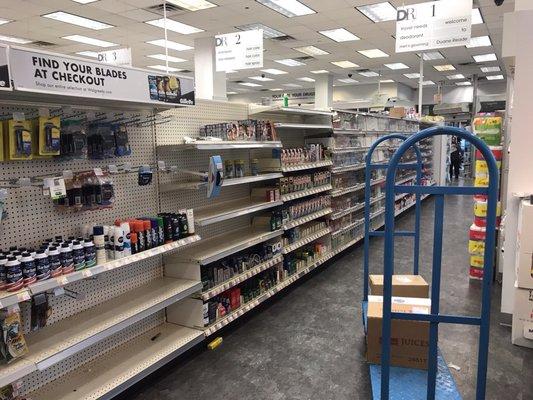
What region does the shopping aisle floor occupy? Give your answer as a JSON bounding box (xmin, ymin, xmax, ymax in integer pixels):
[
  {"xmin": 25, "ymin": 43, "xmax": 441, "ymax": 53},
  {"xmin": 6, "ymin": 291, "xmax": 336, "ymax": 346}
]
[{"xmin": 124, "ymin": 190, "xmax": 533, "ymax": 400}]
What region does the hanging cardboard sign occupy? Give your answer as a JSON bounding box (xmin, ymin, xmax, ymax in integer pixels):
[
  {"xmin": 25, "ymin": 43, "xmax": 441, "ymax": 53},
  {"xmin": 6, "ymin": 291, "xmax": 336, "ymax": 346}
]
[
  {"xmin": 0, "ymin": 44, "xmax": 11, "ymax": 91},
  {"xmin": 215, "ymin": 30, "xmax": 263, "ymax": 72},
  {"xmin": 9, "ymin": 46, "xmax": 194, "ymax": 105},
  {"xmin": 97, "ymin": 47, "xmax": 132, "ymax": 66},
  {"xmin": 396, "ymin": 0, "xmax": 472, "ymax": 53}
]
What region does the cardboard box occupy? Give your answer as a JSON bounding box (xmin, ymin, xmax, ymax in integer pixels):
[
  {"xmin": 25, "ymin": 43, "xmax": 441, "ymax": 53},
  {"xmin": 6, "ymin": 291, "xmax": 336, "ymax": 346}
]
[
  {"xmin": 369, "ymin": 275, "xmax": 429, "ymax": 298},
  {"xmin": 366, "ymin": 295, "xmax": 430, "ymax": 369},
  {"xmin": 512, "ymin": 285, "xmax": 533, "ymax": 349},
  {"xmin": 516, "ymin": 200, "xmax": 533, "ymax": 289},
  {"xmin": 389, "ymin": 107, "xmax": 407, "ymax": 119}
]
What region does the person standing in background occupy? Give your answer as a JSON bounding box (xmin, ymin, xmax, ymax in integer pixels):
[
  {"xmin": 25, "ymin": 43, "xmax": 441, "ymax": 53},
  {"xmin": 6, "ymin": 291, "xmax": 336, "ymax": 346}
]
[{"xmin": 449, "ymin": 144, "xmax": 463, "ymax": 180}]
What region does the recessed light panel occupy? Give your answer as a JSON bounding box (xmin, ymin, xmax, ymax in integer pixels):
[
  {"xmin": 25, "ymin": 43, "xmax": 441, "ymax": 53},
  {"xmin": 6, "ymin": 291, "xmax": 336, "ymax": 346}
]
[
  {"xmin": 146, "ymin": 18, "xmax": 203, "ymax": 34},
  {"xmin": 255, "ymin": 0, "xmax": 316, "ymax": 17},
  {"xmin": 480, "ymin": 66, "xmax": 501, "ymax": 73},
  {"xmin": 147, "ymin": 54, "xmax": 187, "ymax": 63},
  {"xmin": 356, "ymin": 2, "xmax": 396, "ymax": 22},
  {"xmin": 227, "ymin": 91, "xmax": 238, "ymax": 95},
  {"xmin": 434, "ymin": 64, "xmax": 455, "ymax": 71},
  {"xmin": 456, "ymin": 81, "xmax": 472, "ymax": 86},
  {"xmin": 43, "ymin": 12, "xmax": 113, "ymax": 30},
  {"xmin": 275, "ymin": 59, "xmax": 306, "ymax": 67},
  {"xmin": 71, "ymin": 0, "xmax": 99, "ymax": 3},
  {"xmin": 270, "ymin": 88, "xmax": 283, "ymax": 91},
  {"xmin": 249, "ymin": 76, "xmax": 274, "ymax": 81},
  {"xmin": 0, "ymin": 35, "xmax": 33, "ymax": 44},
  {"xmin": 166, "ymin": 0, "xmax": 217, "ymax": 11},
  {"xmin": 473, "ymin": 53, "xmax": 497, "ymax": 63},
  {"xmin": 63, "ymin": 35, "xmax": 116, "ymax": 47},
  {"xmin": 236, "ymin": 23, "xmax": 286, "ymax": 39},
  {"xmin": 297, "ymin": 77, "xmax": 315, "ymax": 82},
  {"xmin": 466, "ymin": 36, "xmax": 491, "ymax": 48},
  {"xmin": 358, "ymin": 49, "xmax": 389, "ymax": 58},
  {"xmin": 447, "ymin": 74, "xmax": 465, "ymax": 80},
  {"xmin": 330, "ymin": 60, "xmax": 359, "ymax": 68},
  {"xmin": 359, "ymin": 71, "xmax": 379, "ymax": 77},
  {"xmin": 294, "ymin": 45, "xmax": 329, "ymax": 56},
  {"xmin": 422, "ymin": 81, "xmax": 435, "ymax": 85},
  {"xmin": 240, "ymin": 82, "xmax": 262, "ymax": 87},
  {"xmin": 338, "ymin": 78, "xmax": 358, "ymax": 83},
  {"xmin": 403, "ymin": 73, "xmax": 420, "ymax": 79},
  {"xmin": 147, "ymin": 65, "xmax": 183, "ymax": 72},
  {"xmin": 486, "ymin": 75, "xmax": 504, "ymax": 80},
  {"xmin": 146, "ymin": 39, "xmax": 193, "ymax": 51},
  {"xmin": 0, "ymin": 18, "xmax": 12, "ymax": 26},
  {"xmin": 283, "ymin": 83, "xmax": 303, "ymax": 87},
  {"xmin": 76, "ymin": 51, "xmax": 99, "ymax": 58},
  {"xmin": 311, "ymin": 70, "xmax": 329, "ymax": 74},
  {"xmin": 418, "ymin": 51, "xmax": 444, "ymax": 60},
  {"xmin": 380, "ymin": 79, "xmax": 394, "ymax": 83},
  {"xmin": 472, "ymin": 8, "xmax": 483, "ymax": 25},
  {"xmin": 261, "ymin": 68, "xmax": 288, "ymax": 75},
  {"xmin": 319, "ymin": 28, "xmax": 360, "ymax": 42},
  {"xmin": 384, "ymin": 63, "xmax": 408, "ymax": 70}
]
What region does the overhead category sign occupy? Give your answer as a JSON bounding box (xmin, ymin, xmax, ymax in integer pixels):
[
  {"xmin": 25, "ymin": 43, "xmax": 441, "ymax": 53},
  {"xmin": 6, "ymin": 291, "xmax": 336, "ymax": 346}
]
[
  {"xmin": 215, "ymin": 29, "xmax": 263, "ymax": 72},
  {"xmin": 396, "ymin": 0, "xmax": 472, "ymax": 53},
  {"xmin": 97, "ymin": 47, "xmax": 132, "ymax": 67},
  {"xmin": 9, "ymin": 47, "xmax": 194, "ymax": 105},
  {"xmin": 0, "ymin": 44, "xmax": 11, "ymax": 91}
]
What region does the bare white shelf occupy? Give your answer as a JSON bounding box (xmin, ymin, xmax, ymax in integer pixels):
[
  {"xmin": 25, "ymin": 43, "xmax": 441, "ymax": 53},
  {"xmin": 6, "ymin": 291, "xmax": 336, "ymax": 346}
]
[
  {"xmin": 331, "ymin": 220, "xmax": 364, "ymax": 237},
  {"xmin": 281, "ymin": 184, "xmax": 332, "ymax": 202},
  {"xmin": 175, "ymin": 227, "xmax": 284, "ymax": 265},
  {"xmin": 194, "ymin": 198, "xmax": 282, "ymax": 226},
  {"xmin": 199, "ymin": 255, "xmax": 283, "ymax": 301},
  {"xmin": 249, "ymin": 105, "xmax": 333, "ymax": 117},
  {"xmin": 331, "ymin": 164, "xmax": 365, "ymax": 174},
  {"xmin": 283, "ymin": 208, "xmax": 332, "ymax": 230},
  {"xmin": 330, "ymin": 203, "xmax": 364, "ymax": 220},
  {"xmin": 25, "ymin": 277, "xmax": 201, "ymax": 371},
  {"xmin": 281, "ymin": 227, "xmax": 331, "ymax": 254},
  {"xmin": 274, "ymin": 123, "xmax": 332, "ymax": 130},
  {"xmin": 331, "ymin": 184, "xmax": 365, "ymax": 198},
  {"xmin": 0, "ymin": 358, "xmax": 36, "ymax": 389},
  {"xmin": 331, "ymin": 147, "xmax": 368, "ymax": 154},
  {"xmin": 162, "ymin": 140, "xmax": 282, "ymax": 150},
  {"xmin": 333, "ymin": 129, "xmax": 366, "ymax": 135},
  {"xmin": 29, "ymin": 235, "xmax": 201, "ymax": 296},
  {"xmin": 281, "ymin": 160, "xmax": 333, "ymax": 172},
  {"xmin": 396, "ymin": 174, "xmax": 417, "ymax": 185},
  {"xmin": 160, "ymin": 173, "xmax": 283, "ymax": 192},
  {"xmin": 28, "ymin": 323, "xmax": 204, "ymax": 400}
]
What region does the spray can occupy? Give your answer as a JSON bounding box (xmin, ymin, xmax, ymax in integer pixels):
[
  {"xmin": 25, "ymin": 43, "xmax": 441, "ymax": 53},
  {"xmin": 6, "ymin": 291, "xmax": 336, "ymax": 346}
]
[
  {"xmin": 114, "ymin": 226, "xmax": 124, "ymax": 259},
  {"xmin": 134, "ymin": 221, "xmax": 145, "ymax": 253},
  {"xmin": 143, "ymin": 220, "xmax": 152, "ymax": 250},
  {"xmin": 72, "ymin": 241, "xmax": 86, "ymax": 271},
  {"xmin": 130, "ymin": 232, "xmax": 138, "ymax": 255},
  {"xmin": 121, "ymin": 222, "xmax": 132, "ymax": 257},
  {"xmin": 5, "ymin": 256, "xmax": 24, "ymax": 292},
  {"xmin": 60, "ymin": 243, "xmax": 74, "ymax": 274},
  {"xmin": 83, "ymin": 239, "xmax": 96, "ymax": 268},
  {"xmin": 48, "ymin": 246, "xmax": 62, "ymax": 277},
  {"xmin": 20, "ymin": 252, "xmax": 37, "ymax": 286},
  {"xmin": 0, "ymin": 255, "xmax": 7, "ymax": 290},
  {"xmin": 150, "ymin": 219, "xmax": 158, "ymax": 248},
  {"xmin": 93, "ymin": 226, "xmax": 106, "ymax": 265},
  {"xmin": 34, "ymin": 250, "xmax": 51, "ymax": 281},
  {"xmin": 106, "ymin": 226, "xmax": 115, "ymax": 261}
]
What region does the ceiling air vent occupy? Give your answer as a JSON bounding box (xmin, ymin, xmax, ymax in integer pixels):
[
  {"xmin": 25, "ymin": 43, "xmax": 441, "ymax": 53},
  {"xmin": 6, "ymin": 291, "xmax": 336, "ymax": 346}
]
[
  {"xmin": 33, "ymin": 41, "xmax": 56, "ymax": 47},
  {"xmin": 233, "ymin": 80, "xmax": 245, "ymax": 84},
  {"xmin": 458, "ymin": 61, "xmax": 477, "ymax": 67},
  {"xmin": 294, "ymin": 56, "xmax": 313, "ymax": 61},
  {"xmin": 270, "ymin": 35, "xmax": 296, "ymax": 42},
  {"xmin": 145, "ymin": 3, "xmax": 184, "ymax": 16}
]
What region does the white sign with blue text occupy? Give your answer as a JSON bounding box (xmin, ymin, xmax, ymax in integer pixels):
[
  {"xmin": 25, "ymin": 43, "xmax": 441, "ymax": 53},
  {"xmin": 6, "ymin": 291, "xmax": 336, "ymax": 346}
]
[{"xmin": 215, "ymin": 30, "xmax": 263, "ymax": 72}]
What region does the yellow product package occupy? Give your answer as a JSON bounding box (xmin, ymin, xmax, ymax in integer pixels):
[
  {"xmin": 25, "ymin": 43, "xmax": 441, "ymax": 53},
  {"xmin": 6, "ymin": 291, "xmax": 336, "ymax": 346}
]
[
  {"xmin": 38, "ymin": 116, "xmax": 61, "ymax": 156},
  {"xmin": 7, "ymin": 119, "xmax": 32, "ymax": 160}
]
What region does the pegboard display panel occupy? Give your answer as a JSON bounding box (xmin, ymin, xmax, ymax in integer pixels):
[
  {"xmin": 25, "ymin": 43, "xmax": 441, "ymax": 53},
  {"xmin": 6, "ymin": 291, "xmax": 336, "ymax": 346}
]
[{"xmin": 21, "ymin": 312, "xmax": 164, "ymax": 395}]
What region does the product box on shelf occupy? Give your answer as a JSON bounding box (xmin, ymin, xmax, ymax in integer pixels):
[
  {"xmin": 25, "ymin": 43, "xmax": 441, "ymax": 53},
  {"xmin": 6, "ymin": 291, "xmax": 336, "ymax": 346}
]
[
  {"xmin": 369, "ymin": 275, "xmax": 429, "ymax": 298},
  {"xmin": 473, "ymin": 116, "xmax": 502, "ymax": 146},
  {"xmin": 389, "ymin": 107, "xmax": 407, "ymax": 119},
  {"xmin": 366, "ymin": 295, "xmax": 430, "ymax": 369},
  {"xmin": 512, "ymin": 285, "xmax": 533, "ymax": 349}
]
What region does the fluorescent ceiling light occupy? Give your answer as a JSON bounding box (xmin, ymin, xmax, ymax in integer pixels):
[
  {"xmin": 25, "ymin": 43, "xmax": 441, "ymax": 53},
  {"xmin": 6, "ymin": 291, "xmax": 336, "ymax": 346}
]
[
  {"xmin": 338, "ymin": 78, "xmax": 358, "ymax": 83},
  {"xmin": 403, "ymin": 73, "xmax": 420, "ymax": 79},
  {"xmin": 384, "ymin": 62, "xmax": 408, "ymax": 70},
  {"xmin": 319, "ymin": 28, "xmax": 359, "ymax": 42},
  {"xmin": 146, "ymin": 18, "xmax": 203, "ymax": 34},
  {"xmin": 76, "ymin": 51, "xmax": 99, "ymax": 58},
  {"xmin": 358, "ymin": 49, "xmax": 389, "ymax": 58},
  {"xmin": 236, "ymin": 23, "xmax": 285, "ymax": 39},
  {"xmin": 275, "ymin": 58, "xmax": 305, "ymax": 66},
  {"xmin": 422, "ymin": 81, "xmax": 435, "ymax": 85},
  {"xmin": 147, "ymin": 65, "xmax": 183, "ymax": 72},
  {"xmin": 456, "ymin": 81, "xmax": 472, "ymax": 86},
  {"xmin": 380, "ymin": 79, "xmax": 394, "ymax": 83},
  {"xmin": 359, "ymin": 71, "xmax": 379, "ymax": 77},
  {"xmin": 297, "ymin": 77, "xmax": 315, "ymax": 82},
  {"xmin": 434, "ymin": 64, "xmax": 455, "ymax": 71},
  {"xmin": 249, "ymin": 76, "xmax": 274, "ymax": 81},
  {"xmin": 331, "ymin": 60, "xmax": 359, "ymax": 68},
  {"xmin": 418, "ymin": 51, "xmax": 444, "ymax": 61},
  {"xmin": 270, "ymin": 88, "xmax": 283, "ymax": 91},
  {"xmin": 239, "ymin": 82, "xmax": 262, "ymax": 87},
  {"xmin": 0, "ymin": 18, "xmax": 12, "ymax": 26},
  {"xmin": 255, "ymin": 0, "xmax": 316, "ymax": 17},
  {"xmin": 227, "ymin": 91, "xmax": 238, "ymax": 95},
  {"xmin": 71, "ymin": 0, "xmax": 99, "ymax": 3},
  {"xmin": 226, "ymin": 70, "xmax": 238, "ymax": 74},
  {"xmin": 0, "ymin": 35, "xmax": 33, "ymax": 44},
  {"xmin": 146, "ymin": 39, "xmax": 193, "ymax": 51},
  {"xmin": 261, "ymin": 68, "xmax": 288, "ymax": 75},
  {"xmin": 311, "ymin": 70, "xmax": 329, "ymax": 74},
  {"xmin": 147, "ymin": 54, "xmax": 186, "ymax": 63},
  {"xmin": 165, "ymin": 0, "xmax": 217, "ymax": 11},
  {"xmin": 283, "ymin": 83, "xmax": 303, "ymax": 88},
  {"xmin": 472, "ymin": 8, "xmax": 483, "ymax": 25},
  {"xmin": 481, "ymin": 66, "xmax": 501, "ymax": 73},
  {"xmin": 43, "ymin": 12, "xmax": 113, "ymax": 30},
  {"xmin": 473, "ymin": 53, "xmax": 497, "ymax": 63},
  {"xmin": 466, "ymin": 36, "xmax": 491, "ymax": 48},
  {"xmin": 447, "ymin": 74, "xmax": 465, "ymax": 80},
  {"xmin": 62, "ymin": 35, "xmax": 116, "ymax": 47},
  {"xmin": 357, "ymin": 2, "xmax": 396, "ymax": 23},
  {"xmin": 486, "ymin": 75, "xmax": 504, "ymax": 80},
  {"xmin": 294, "ymin": 45, "xmax": 329, "ymax": 56}
]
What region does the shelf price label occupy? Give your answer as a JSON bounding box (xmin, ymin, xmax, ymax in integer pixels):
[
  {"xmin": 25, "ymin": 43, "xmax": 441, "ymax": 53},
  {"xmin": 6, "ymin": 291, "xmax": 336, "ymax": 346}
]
[
  {"xmin": 395, "ymin": 0, "xmax": 472, "ymax": 53},
  {"xmin": 215, "ymin": 30, "xmax": 263, "ymax": 72}
]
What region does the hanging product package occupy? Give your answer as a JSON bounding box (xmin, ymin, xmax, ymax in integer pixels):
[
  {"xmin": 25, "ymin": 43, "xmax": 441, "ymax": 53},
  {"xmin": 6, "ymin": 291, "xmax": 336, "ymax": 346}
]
[
  {"xmin": 0, "ymin": 189, "xmax": 7, "ymax": 222},
  {"xmin": 113, "ymin": 124, "xmax": 131, "ymax": 157},
  {"xmin": 5, "ymin": 119, "xmax": 32, "ymax": 160},
  {"xmin": 38, "ymin": 116, "xmax": 61, "ymax": 156},
  {"xmin": 0, "ymin": 306, "xmax": 28, "ymax": 364},
  {"xmin": 60, "ymin": 120, "xmax": 87, "ymax": 160},
  {"xmin": 88, "ymin": 123, "xmax": 115, "ymax": 159},
  {"xmin": 95, "ymin": 172, "xmax": 115, "ymax": 208}
]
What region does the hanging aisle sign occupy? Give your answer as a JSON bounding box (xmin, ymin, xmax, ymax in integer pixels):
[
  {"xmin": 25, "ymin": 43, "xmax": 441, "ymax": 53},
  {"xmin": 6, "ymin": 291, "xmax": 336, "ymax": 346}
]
[
  {"xmin": 8, "ymin": 46, "xmax": 194, "ymax": 105},
  {"xmin": 97, "ymin": 47, "xmax": 132, "ymax": 67},
  {"xmin": 395, "ymin": 0, "xmax": 472, "ymax": 53},
  {"xmin": 215, "ymin": 29, "xmax": 263, "ymax": 72}
]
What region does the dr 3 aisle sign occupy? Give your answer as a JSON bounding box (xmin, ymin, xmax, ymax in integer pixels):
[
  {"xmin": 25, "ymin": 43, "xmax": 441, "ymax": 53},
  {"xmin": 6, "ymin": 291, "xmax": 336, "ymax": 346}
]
[
  {"xmin": 396, "ymin": 0, "xmax": 472, "ymax": 53},
  {"xmin": 215, "ymin": 30, "xmax": 263, "ymax": 72}
]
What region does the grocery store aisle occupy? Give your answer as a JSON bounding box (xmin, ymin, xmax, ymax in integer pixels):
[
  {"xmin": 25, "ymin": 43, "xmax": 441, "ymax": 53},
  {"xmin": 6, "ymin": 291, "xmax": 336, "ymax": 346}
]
[{"xmin": 124, "ymin": 188, "xmax": 533, "ymax": 400}]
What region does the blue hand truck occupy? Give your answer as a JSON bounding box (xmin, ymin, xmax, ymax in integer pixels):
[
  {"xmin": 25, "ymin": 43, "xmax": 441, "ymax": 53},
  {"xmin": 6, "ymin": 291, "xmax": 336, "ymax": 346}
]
[{"xmin": 362, "ymin": 126, "xmax": 499, "ymax": 400}]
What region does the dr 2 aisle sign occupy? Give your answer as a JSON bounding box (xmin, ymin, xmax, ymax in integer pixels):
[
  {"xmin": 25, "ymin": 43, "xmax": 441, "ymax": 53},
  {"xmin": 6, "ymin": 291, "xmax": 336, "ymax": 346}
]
[
  {"xmin": 395, "ymin": 0, "xmax": 472, "ymax": 53},
  {"xmin": 215, "ymin": 30, "xmax": 263, "ymax": 72}
]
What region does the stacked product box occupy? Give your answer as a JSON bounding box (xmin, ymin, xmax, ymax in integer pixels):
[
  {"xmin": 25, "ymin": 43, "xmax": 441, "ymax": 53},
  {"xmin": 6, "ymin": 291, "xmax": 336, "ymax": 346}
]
[
  {"xmin": 469, "ymin": 116, "xmax": 503, "ymax": 280},
  {"xmin": 512, "ymin": 200, "xmax": 533, "ymax": 349}
]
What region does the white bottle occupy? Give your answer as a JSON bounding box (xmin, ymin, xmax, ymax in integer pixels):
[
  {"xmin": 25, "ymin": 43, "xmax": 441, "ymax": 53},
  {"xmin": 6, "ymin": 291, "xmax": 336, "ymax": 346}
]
[
  {"xmin": 107, "ymin": 226, "xmax": 115, "ymax": 260},
  {"xmin": 121, "ymin": 222, "xmax": 132, "ymax": 257}
]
